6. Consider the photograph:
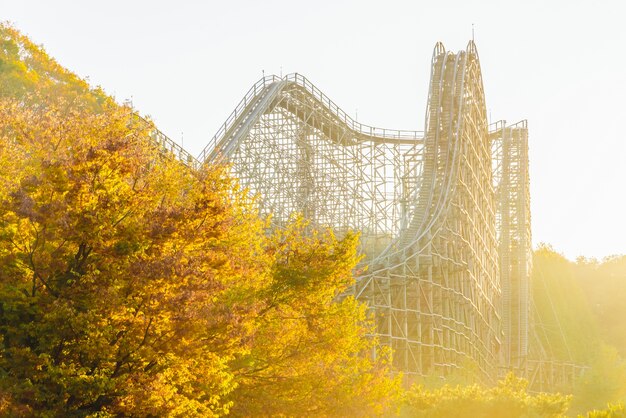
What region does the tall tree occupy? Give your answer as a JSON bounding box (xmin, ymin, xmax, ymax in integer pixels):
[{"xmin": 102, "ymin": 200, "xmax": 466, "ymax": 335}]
[
  {"xmin": 1, "ymin": 22, "xmax": 107, "ymax": 108},
  {"xmin": 0, "ymin": 97, "xmax": 269, "ymax": 416},
  {"xmin": 228, "ymin": 219, "xmax": 400, "ymax": 417},
  {"xmin": 0, "ymin": 24, "xmax": 399, "ymax": 416}
]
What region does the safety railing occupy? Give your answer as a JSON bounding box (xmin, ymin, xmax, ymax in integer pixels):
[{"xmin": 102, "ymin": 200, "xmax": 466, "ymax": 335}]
[
  {"xmin": 285, "ymin": 73, "xmax": 422, "ymax": 141},
  {"xmin": 197, "ymin": 75, "xmax": 283, "ymax": 163},
  {"xmin": 197, "ymin": 73, "xmax": 423, "ymax": 163},
  {"xmin": 132, "ymin": 113, "xmax": 200, "ymax": 169}
]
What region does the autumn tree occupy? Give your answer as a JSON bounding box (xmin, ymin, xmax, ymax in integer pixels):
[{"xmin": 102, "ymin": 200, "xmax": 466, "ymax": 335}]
[
  {"xmin": 0, "ymin": 98, "xmax": 398, "ymax": 416},
  {"xmin": 0, "ymin": 23, "xmax": 400, "ymax": 416},
  {"xmin": 227, "ymin": 219, "xmax": 400, "ymax": 417},
  {"xmin": 400, "ymin": 373, "xmax": 571, "ymax": 418},
  {"xmin": 0, "ymin": 97, "xmax": 273, "ymax": 416},
  {"xmin": 579, "ymin": 402, "xmax": 626, "ymax": 418},
  {"xmin": 1, "ymin": 21, "xmax": 107, "ymax": 108}
]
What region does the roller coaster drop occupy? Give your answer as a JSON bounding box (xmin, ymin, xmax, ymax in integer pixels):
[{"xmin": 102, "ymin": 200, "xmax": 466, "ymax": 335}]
[{"xmin": 153, "ymin": 41, "xmax": 586, "ymax": 389}]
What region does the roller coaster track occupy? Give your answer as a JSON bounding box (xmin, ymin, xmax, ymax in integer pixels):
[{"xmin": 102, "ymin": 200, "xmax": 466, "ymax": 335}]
[{"xmin": 148, "ymin": 41, "xmax": 587, "ymax": 389}]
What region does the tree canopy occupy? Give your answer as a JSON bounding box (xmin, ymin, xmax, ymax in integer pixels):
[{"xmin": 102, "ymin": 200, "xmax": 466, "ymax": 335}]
[{"xmin": 0, "ymin": 23, "xmax": 397, "ymax": 416}]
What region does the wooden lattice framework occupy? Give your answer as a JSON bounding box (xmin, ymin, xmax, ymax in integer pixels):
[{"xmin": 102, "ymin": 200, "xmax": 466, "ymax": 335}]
[
  {"xmin": 491, "ymin": 120, "xmax": 532, "ymax": 370},
  {"xmin": 148, "ymin": 41, "xmax": 587, "ymax": 388}
]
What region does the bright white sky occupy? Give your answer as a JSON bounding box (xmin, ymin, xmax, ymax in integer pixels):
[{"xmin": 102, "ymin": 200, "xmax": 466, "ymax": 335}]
[{"xmin": 2, "ymin": 0, "xmax": 625, "ymax": 260}]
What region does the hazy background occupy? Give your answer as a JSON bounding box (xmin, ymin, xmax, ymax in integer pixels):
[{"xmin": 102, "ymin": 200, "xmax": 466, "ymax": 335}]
[{"xmin": 2, "ymin": 0, "xmax": 624, "ymax": 260}]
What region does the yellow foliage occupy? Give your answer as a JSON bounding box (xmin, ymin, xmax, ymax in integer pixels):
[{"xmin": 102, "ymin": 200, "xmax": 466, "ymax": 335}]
[
  {"xmin": 0, "ymin": 25, "xmax": 399, "ymax": 416},
  {"xmin": 1, "ymin": 21, "xmax": 108, "ymax": 109},
  {"xmin": 579, "ymin": 403, "xmax": 626, "ymax": 418},
  {"xmin": 0, "ymin": 96, "xmax": 270, "ymax": 415},
  {"xmin": 401, "ymin": 373, "xmax": 570, "ymax": 418},
  {"xmin": 227, "ymin": 217, "xmax": 400, "ymax": 416}
]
